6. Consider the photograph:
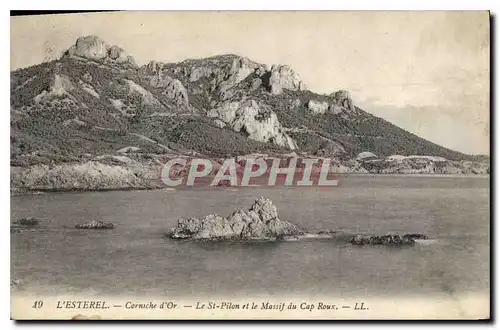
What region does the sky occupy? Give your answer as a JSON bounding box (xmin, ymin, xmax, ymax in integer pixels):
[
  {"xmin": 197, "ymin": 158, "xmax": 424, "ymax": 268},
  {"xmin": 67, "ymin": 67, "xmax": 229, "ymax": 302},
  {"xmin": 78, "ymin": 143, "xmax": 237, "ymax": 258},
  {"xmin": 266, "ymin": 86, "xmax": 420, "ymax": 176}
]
[{"xmin": 10, "ymin": 11, "xmax": 490, "ymax": 155}]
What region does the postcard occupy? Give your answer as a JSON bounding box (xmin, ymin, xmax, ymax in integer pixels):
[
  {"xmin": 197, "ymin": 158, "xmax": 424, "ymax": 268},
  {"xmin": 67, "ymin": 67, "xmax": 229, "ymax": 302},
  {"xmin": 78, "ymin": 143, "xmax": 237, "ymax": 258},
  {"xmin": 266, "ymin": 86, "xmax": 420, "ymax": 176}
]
[{"xmin": 10, "ymin": 10, "xmax": 490, "ymax": 320}]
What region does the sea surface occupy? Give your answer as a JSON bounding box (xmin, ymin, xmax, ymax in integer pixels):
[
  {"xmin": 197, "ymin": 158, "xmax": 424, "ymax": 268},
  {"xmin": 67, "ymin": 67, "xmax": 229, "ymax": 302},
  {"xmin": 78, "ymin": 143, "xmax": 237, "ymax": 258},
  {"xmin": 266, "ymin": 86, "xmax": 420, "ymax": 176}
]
[{"xmin": 11, "ymin": 175, "xmax": 490, "ymax": 299}]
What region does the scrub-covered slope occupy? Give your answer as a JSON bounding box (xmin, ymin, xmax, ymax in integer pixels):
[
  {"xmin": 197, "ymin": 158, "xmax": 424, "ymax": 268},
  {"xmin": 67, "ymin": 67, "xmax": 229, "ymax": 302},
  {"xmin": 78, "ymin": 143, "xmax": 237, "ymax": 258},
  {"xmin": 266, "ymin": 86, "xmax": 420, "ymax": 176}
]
[{"xmin": 10, "ymin": 36, "xmax": 488, "ymax": 192}]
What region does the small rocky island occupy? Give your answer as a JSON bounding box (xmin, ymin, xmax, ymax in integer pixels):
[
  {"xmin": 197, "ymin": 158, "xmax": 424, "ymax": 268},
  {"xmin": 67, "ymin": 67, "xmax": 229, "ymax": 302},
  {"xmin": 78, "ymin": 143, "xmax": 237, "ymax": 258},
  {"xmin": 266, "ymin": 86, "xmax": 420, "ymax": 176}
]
[
  {"xmin": 13, "ymin": 217, "xmax": 40, "ymax": 226},
  {"xmin": 11, "ymin": 217, "xmax": 42, "ymax": 233},
  {"xmin": 169, "ymin": 197, "xmax": 303, "ymax": 240},
  {"xmin": 350, "ymin": 234, "xmax": 428, "ymax": 246},
  {"xmin": 168, "ymin": 197, "xmax": 428, "ymax": 245},
  {"xmin": 75, "ymin": 220, "xmax": 114, "ymax": 229}
]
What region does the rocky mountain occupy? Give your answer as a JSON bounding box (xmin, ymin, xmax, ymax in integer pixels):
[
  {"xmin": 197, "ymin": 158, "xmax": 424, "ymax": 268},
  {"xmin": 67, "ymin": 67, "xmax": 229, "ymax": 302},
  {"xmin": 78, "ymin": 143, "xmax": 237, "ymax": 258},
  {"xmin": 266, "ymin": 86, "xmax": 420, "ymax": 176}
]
[{"xmin": 10, "ymin": 36, "xmax": 489, "ymax": 192}]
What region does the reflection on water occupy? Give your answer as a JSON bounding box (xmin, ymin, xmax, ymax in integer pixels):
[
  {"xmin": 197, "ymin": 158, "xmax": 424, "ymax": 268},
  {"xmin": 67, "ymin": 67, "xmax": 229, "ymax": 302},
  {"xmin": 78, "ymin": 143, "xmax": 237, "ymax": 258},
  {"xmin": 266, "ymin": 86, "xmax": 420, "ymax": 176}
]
[{"xmin": 11, "ymin": 175, "xmax": 490, "ymax": 298}]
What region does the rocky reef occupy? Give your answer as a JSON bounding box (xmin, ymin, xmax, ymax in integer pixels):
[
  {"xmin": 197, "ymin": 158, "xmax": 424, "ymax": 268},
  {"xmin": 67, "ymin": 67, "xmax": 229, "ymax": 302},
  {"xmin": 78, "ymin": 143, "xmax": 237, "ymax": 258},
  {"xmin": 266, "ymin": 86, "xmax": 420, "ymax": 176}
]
[
  {"xmin": 11, "ymin": 217, "xmax": 41, "ymax": 233},
  {"xmin": 350, "ymin": 234, "xmax": 428, "ymax": 246},
  {"xmin": 169, "ymin": 197, "xmax": 429, "ymax": 245},
  {"xmin": 75, "ymin": 220, "xmax": 114, "ymax": 229},
  {"xmin": 13, "ymin": 217, "xmax": 40, "ymax": 226},
  {"xmin": 169, "ymin": 197, "xmax": 303, "ymax": 240},
  {"xmin": 10, "ymin": 217, "xmax": 40, "ymax": 234}
]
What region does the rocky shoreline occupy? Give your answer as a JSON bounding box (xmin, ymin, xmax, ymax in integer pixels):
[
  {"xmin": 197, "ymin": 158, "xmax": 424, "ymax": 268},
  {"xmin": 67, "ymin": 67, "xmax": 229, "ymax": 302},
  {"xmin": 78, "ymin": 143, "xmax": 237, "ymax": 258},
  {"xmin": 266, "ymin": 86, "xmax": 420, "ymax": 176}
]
[{"xmin": 10, "ymin": 152, "xmax": 489, "ymax": 194}]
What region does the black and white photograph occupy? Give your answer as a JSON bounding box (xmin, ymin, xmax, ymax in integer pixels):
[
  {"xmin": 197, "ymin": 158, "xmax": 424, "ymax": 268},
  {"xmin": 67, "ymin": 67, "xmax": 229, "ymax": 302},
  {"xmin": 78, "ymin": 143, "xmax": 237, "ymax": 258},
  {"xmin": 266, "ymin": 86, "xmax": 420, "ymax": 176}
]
[{"xmin": 9, "ymin": 10, "xmax": 490, "ymax": 320}]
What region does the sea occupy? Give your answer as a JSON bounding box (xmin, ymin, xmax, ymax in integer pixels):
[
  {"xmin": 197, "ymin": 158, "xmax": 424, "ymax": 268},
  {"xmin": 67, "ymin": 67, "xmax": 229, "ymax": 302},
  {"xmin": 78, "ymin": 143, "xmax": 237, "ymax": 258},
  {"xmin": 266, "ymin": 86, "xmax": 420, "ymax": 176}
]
[{"xmin": 11, "ymin": 175, "xmax": 490, "ymax": 302}]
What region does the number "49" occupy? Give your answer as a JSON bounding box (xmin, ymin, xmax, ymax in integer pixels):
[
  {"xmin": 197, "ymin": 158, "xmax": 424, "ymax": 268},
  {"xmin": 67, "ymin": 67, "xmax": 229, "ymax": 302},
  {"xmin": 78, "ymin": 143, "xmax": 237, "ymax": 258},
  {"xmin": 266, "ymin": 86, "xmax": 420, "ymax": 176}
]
[{"xmin": 32, "ymin": 301, "xmax": 43, "ymax": 309}]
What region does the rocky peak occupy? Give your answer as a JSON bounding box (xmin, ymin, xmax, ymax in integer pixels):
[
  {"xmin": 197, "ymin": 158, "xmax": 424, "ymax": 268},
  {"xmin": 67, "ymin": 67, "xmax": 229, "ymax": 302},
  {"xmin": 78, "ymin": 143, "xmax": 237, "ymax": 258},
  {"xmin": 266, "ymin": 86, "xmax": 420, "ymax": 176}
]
[
  {"xmin": 306, "ymin": 90, "xmax": 356, "ymax": 115},
  {"xmin": 332, "ymin": 90, "xmax": 354, "ymax": 111},
  {"xmin": 65, "ymin": 36, "xmax": 136, "ymax": 66},
  {"xmin": 266, "ymin": 65, "xmax": 306, "ymax": 95},
  {"xmin": 216, "ymin": 56, "xmax": 265, "ymax": 100},
  {"xmin": 145, "ymin": 60, "xmax": 164, "ymax": 75}
]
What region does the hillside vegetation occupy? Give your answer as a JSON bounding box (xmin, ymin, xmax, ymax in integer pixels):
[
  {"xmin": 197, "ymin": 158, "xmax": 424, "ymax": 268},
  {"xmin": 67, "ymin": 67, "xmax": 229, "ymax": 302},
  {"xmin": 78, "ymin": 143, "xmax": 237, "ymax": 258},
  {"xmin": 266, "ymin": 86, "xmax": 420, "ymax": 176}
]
[{"xmin": 10, "ymin": 36, "xmax": 489, "ymax": 191}]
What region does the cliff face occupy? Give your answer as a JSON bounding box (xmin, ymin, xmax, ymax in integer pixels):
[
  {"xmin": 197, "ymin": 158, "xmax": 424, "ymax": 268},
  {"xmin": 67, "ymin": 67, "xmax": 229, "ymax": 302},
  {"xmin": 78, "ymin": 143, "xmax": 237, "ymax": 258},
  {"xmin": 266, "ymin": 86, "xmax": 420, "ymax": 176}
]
[{"xmin": 10, "ymin": 36, "xmax": 488, "ymax": 191}]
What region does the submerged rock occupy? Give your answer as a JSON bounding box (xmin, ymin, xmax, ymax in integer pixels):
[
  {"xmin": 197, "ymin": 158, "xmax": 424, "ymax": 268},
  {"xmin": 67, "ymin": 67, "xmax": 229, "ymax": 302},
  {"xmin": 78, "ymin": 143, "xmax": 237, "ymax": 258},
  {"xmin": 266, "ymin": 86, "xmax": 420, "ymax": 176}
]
[
  {"xmin": 403, "ymin": 233, "xmax": 428, "ymax": 240},
  {"xmin": 316, "ymin": 230, "xmax": 338, "ymax": 236},
  {"xmin": 169, "ymin": 197, "xmax": 303, "ymax": 240},
  {"xmin": 350, "ymin": 234, "xmax": 427, "ymax": 246},
  {"xmin": 14, "ymin": 217, "xmax": 40, "ymax": 226},
  {"xmin": 75, "ymin": 220, "xmax": 114, "ymax": 230}
]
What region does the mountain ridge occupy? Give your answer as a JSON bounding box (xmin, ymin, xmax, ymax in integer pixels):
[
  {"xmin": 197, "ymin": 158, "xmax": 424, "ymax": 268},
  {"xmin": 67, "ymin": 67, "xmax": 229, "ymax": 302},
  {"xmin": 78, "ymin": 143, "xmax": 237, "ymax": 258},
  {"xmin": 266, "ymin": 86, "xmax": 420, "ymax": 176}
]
[{"xmin": 10, "ymin": 36, "xmax": 489, "ymax": 192}]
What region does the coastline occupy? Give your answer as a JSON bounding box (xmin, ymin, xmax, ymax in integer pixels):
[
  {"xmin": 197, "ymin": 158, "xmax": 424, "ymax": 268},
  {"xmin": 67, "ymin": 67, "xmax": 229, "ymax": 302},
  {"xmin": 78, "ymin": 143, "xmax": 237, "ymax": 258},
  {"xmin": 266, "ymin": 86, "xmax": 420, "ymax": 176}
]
[{"xmin": 11, "ymin": 172, "xmax": 490, "ymax": 196}]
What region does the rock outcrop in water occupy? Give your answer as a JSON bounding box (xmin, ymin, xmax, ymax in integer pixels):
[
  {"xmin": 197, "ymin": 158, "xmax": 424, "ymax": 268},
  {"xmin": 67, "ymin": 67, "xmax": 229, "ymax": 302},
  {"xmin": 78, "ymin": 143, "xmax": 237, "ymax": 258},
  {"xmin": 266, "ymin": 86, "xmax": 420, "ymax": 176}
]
[
  {"xmin": 13, "ymin": 217, "xmax": 40, "ymax": 226},
  {"xmin": 11, "ymin": 217, "xmax": 41, "ymax": 233},
  {"xmin": 168, "ymin": 197, "xmax": 430, "ymax": 243},
  {"xmin": 75, "ymin": 220, "xmax": 114, "ymax": 229},
  {"xmin": 169, "ymin": 197, "xmax": 303, "ymax": 240},
  {"xmin": 350, "ymin": 234, "xmax": 428, "ymax": 246},
  {"xmin": 10, "ymin": 279, "xmax": 22, "ymax": 290}
]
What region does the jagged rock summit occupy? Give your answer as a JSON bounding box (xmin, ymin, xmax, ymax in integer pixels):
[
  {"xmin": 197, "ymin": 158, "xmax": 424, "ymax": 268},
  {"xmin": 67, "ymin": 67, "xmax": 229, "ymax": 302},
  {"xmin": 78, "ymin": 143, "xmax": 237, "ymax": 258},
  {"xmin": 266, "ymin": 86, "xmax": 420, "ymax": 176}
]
[
  {"xmin": 267, "ymin": 65, "xmax": 306, "ymax": 95},
  {"xmin": 64, "ymin": 36, "xmax": 136, "ymax": 66},
  {"xmin": 169, "ymin": 197, "xmax": 303, "ymax": 240}
]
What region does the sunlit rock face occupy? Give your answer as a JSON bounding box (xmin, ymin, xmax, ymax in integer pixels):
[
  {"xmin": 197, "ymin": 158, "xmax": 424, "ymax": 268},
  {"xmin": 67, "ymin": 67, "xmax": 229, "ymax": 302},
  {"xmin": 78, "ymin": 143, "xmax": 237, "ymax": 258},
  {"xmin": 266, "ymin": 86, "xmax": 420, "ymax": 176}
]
[
  {"xmin": 307, "ymin": 100, "xmax": 330, "ymax": 114},
  {"xmin": 267, "ymin": 65, "xmax": 306, "ymax": 95},
  {"xmin": 332, "ymin": 90, "xmax": 354, "ymax": 111},
  {"xmin": 150, "ymin": 74, "xmax": 189, "ymax": 107},
  {"xmin": 65, "ymin": 36, "xmax": 136, "ymax": 66},
  {"xmin": 207, "ymin": 100, "xmax": 297, "ymax": 150}
]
